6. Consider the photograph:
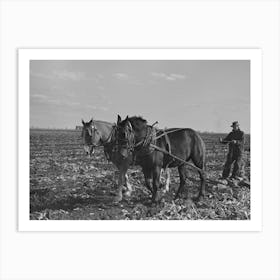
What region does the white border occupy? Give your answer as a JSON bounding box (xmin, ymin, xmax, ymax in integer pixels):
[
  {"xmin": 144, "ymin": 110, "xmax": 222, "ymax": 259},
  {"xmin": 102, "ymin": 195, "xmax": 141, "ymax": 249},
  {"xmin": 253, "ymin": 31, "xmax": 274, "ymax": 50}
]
[{"xmin": 18, "ymin": 48, "xmax": 262, "ymax": 231}]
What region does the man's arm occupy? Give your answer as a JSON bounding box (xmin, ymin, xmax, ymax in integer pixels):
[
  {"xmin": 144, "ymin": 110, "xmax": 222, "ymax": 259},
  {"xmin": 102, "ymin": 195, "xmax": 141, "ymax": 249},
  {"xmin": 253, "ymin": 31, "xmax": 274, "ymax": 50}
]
[
  {"xmin": 219, "ymin": 132, "xmax": 232, "ymax": 144},
  {"xmin": 234, "ymin": 131, "xmax": 245, "ymax": 145}
]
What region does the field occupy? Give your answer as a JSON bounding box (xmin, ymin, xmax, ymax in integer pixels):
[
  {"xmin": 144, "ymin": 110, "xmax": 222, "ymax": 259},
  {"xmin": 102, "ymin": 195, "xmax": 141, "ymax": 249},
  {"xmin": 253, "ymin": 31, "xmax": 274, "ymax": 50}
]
[{"xmin": 30, "ymin": 129, "xmax": 250, "ymax": 220}]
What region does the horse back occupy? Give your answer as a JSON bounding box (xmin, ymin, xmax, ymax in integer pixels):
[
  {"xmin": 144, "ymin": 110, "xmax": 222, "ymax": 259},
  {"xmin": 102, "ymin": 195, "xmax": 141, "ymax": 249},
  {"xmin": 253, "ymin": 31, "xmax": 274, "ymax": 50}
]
[{"xmin": 158, "ymin": 128, "xmax": 206, "ymax": 169}]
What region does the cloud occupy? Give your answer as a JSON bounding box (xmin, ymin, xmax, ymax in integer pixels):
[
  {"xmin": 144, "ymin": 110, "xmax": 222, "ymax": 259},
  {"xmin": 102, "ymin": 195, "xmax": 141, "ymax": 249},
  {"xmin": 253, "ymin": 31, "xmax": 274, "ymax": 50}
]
[
  {"xmin": 30, "ymin": 71, "xmax": 52, "ymax": 80},
  {"xmin": 31, "ymin": 93, "xmax": 62, "ymax": 105},
  {"xmin": 31, "ymin": 94, "xmax": 48, "ymax": 99},
  {"xmin": 47, "ymin": 99, "xmax": 62, "ymax": 105},
  {"xmin": 170, "ymin": 73, "xmax": 186, "ymax": 80},
  {"xmin": 97, "ymin": 74, "xmax": 104, "ymax": 79},
  {"xmin": 86, "ymin": 104, "xmax": 108, "ymax": 111},
  {"xmin": 112, "ymin": 73, "xmax": 145, "ymax": 86},
  {"xmin": 113, "ymin": 73, "xmax": 129, "ymax": 80},
  {"xmin": 151, "ymin": 72, "xmax": 186, "ymax": 81},
  {"xmin": 30, "ymin": 69, "xmax": 89, "ymax": 81},
  {"xmin": 52, "ymin": 70, "xmax": 86, "ymax": 81},
  {"xmin": 66, "ymin": 101, "xmax": 81, "ymax": 107}
]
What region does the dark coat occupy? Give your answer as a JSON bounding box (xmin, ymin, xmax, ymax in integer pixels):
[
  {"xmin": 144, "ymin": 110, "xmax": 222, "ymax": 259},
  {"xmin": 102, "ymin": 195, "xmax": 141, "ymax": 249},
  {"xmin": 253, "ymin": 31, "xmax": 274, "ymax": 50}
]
[{"xmin": 222, "ymin": 129, "xmax": 245, "ymax": 157}]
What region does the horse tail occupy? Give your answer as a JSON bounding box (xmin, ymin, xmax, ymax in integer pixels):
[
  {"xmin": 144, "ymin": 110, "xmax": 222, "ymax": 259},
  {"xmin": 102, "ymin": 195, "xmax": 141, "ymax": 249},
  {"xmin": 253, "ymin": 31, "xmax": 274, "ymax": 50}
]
[
  {"xmin": 189, "ymin": 129, "xmax": 207, "ymax": 198},
  {"xmin": 189, "ymin": 129, "xmax": 206, "ymax": 171}
]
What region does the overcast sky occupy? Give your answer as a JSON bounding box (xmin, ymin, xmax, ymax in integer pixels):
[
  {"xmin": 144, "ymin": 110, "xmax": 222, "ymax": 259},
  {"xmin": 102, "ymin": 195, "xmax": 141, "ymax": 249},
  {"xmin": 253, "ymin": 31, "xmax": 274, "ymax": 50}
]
[{"xmin": 30, "ymin": 60, "xmax": 250, "ymax": 133}]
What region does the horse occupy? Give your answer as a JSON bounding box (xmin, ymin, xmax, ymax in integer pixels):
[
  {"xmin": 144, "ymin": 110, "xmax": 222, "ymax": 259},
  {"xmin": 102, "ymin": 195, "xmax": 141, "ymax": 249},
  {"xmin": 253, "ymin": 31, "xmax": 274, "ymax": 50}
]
[
  {"xmin": 115, "ymin": 115, "xmax": 206, "ymax": 203},
  {"xmin": 81, "ymin": 118, "xmax": 134, "ymax": 201},
  {"xmin": 81, "ymin": 118, "xmax": 171, "ymax": 202}
]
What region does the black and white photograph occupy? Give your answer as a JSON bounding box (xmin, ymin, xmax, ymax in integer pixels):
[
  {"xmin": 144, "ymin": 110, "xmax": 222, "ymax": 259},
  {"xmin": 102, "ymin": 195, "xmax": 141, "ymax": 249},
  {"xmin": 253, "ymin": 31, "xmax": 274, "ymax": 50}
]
[
  {"xmin": 26, "ymin": 51, "xmax": 255, "ymax": 223},
  {"xmin": 2, "ymin": 1, "xmax": 280, "ymax": 280}
]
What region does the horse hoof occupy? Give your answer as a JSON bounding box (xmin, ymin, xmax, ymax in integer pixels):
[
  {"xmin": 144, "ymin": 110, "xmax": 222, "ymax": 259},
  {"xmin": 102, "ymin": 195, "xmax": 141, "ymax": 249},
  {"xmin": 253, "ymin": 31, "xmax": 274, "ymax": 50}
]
[
  {"xmin": 193, "ymin": 195, "xmax": 201, "ymax": 203},
  {"xmin": 185, "ymin": 198, "xmax": 194, "ymax": 208},
  {"xmin": 113, "ymin": 195, "xmax": 122, "ymax": 204},
  {"xmin": 194, "ymin": 191, "xmax": 205, "ymax": 202},
  {"xmin": 151, "ymin": 197, "xmax": 159, "ymax": 206},
  {"xmin": 125, "ymin": 190, "xmax": 132, "ymax": 197}
]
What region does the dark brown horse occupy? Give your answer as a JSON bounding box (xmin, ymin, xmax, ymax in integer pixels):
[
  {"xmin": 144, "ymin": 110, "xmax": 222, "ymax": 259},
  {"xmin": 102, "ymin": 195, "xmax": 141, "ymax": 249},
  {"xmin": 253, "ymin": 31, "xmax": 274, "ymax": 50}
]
[{"xmin": 115, "ymin": 115, "xmax": 206, "ymax": 203}]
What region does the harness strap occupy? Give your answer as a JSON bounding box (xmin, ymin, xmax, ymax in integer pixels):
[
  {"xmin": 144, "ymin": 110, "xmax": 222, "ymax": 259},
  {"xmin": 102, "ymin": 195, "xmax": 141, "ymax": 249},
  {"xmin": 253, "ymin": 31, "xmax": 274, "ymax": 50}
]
[
  {"xmin": 134, "ymin": 126, "xmax": 155, "ymax": 148},
  {"xmin": 150, "ymin": 143, "xmax": 203, "ymax": 173},
  {"xmin": 163, "ymin": 128, "xmax": 171, "ymax": 154},
  {"xmin": 154, "ymin": 128, "xmax": 185, "ymax": 141}
]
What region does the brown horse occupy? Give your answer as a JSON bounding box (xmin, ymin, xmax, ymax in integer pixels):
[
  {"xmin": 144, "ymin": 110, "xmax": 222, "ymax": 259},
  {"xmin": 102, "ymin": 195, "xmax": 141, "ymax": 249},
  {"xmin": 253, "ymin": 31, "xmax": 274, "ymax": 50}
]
[
  {"xmin": 81, "ymin": 118, "xmax": 171, "ymax": 202},
  {"xmin": 81, "ymin": 118, "xmax": 134, "ymax": 201},
  {"xmin": 115, "ymin": 115, "xmax": 206, "ymax": 203}
]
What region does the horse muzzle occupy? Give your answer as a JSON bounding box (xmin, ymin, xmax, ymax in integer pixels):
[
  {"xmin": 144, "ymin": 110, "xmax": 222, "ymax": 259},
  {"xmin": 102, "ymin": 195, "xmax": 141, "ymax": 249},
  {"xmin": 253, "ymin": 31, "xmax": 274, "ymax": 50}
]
[
  {"xmin": 83, "ymin": 145, "xmax": 94, "ymax": 157},
  {"xmin": 119, "ymin": 148, "xmax": 129, "ymax": 159}
]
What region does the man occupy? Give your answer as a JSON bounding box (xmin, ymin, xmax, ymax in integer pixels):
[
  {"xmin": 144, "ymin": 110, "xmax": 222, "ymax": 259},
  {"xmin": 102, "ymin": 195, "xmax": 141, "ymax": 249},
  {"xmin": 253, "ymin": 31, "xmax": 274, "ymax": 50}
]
[{"xmin": 219, "ymin": 121, "xmax": 245, "ymax": 179}]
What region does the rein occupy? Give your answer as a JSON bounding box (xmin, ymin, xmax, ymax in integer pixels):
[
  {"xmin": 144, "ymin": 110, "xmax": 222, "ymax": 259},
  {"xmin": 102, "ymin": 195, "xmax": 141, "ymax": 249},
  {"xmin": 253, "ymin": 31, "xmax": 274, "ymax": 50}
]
[{"xmin": 149, "ymin": 143, "xmax": 203, "ymax": 172}]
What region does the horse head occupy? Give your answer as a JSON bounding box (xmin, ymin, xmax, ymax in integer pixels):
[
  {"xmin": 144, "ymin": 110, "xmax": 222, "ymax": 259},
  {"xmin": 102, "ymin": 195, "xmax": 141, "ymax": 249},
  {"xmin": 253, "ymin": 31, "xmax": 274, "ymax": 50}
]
[
  {"xmin": 115, "ymin": 115, "xmax": 135, "ymax": 158},
  {"xmin": 81, "ymin": 117, "xmax": 101, "ymax": 156}
]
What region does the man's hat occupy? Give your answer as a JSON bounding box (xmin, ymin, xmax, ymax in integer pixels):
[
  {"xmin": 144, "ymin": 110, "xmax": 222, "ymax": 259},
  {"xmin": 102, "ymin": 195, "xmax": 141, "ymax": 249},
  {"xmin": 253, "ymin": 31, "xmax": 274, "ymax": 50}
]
[{"xmin": 231, "ymin": 121, "xmax": 239, "ymax": 127}]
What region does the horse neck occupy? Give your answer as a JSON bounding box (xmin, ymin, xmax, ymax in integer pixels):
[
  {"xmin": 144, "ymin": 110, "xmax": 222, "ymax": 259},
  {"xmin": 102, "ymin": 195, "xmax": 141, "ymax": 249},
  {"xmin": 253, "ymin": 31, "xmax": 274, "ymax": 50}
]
[
  {"xmin": 134, "ymin": 124, "xmax": 149, "ymax": 142},
  {"xmin": 95, "ymin": 121, "xmax": 114, "ymax": 144}
]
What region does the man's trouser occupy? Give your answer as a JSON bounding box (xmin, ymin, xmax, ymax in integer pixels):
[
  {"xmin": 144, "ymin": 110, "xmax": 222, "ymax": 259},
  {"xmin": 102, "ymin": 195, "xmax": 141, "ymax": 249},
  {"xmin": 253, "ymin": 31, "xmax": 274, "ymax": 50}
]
[{"xmin": 222, "ymin": 152, "xmax": 244, "ymax": 178}]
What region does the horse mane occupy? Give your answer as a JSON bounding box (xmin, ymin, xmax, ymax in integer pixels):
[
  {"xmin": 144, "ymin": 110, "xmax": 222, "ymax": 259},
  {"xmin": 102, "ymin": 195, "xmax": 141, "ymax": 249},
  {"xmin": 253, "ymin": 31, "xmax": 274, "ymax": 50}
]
[
  {"xmin": 95, "ymin": 120, "xmax": 113, "ymax": 126},
  {"xmin": 127, "ymin": 116, "xmax": 148, "ymax": 131}
]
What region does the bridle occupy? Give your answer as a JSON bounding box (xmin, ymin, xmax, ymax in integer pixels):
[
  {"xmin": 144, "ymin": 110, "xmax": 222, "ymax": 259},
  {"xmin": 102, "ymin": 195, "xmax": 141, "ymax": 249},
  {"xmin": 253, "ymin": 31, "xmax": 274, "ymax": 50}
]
[
  {"xmin": 82, "ymin": 124, "xmax": 97, "ymax": 147},
  {"xmin": 82, "ymin": 122, "xmax": 116, "ymax": 148},
  {"xmin": 115, "ymin": 121, "xmax": 136, "ymax": 155},
  {"xmin": 115, "ymin": 121, "xmax": 157, "ymax": 158}
]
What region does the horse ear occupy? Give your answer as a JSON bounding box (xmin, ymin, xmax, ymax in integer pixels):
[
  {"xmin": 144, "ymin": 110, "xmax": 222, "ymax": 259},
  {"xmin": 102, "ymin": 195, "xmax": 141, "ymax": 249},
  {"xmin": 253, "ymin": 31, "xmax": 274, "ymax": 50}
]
[
  {"xmin": 117, "ymin": 114, "xmax": 122, "ymax": 124},
  {"xmin": 90, "ymin": 118, "xmax": 93, "ymax": 124},
  {"xmin": 125, "ymin": 115, "xmax": 129, "ymax": 121},
  {"xmin": 82, "ymin": 119, "xmax": 85, "ymax": 125}
]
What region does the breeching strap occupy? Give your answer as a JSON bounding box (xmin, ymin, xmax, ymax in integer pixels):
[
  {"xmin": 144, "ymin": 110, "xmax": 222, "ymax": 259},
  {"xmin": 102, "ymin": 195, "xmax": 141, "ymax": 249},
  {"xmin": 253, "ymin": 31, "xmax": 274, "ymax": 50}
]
[{"xmin": 163, "ymin": 128, "xmax": 171, "ymax": 154}]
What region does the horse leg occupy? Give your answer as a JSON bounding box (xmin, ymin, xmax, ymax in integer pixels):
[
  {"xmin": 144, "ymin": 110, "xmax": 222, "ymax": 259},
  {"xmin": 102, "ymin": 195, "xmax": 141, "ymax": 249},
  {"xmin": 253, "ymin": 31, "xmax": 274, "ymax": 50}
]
[
  {"xmin": 194, "ymin": 169, "xmax": 206, "ymax": 201},
  {"xmin": 161, "ymin": 168, "xmax": 171, "ymax": 193},
  {"xmin": 192, "ymin": 159, "xmax": 206, "ymax": 201},
  {"xmin": 124, "ymin": 173, "xmax": 133, "ymax": 197},
  {"xmin": 175, "ymin": 165, "xmax": 189, "ymax": 200},
  {"xmin": 160, "ymin": 169, "xmax": 164, "ymax": 187},
  {"xmin": 151, "ymin": 166, "xmax": 161, "ymax": 203},
  {"xmin": 164, "ymin": 168, "xmax": 171, "ymax": 193},
  {"xmin": 114, "ymin": 168, "xmax": 127, "ymax": 203},
  {"xmin": 142, "ymin": 167, "xmax": 153, "ymax": 195}
]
